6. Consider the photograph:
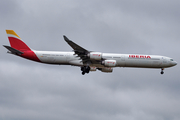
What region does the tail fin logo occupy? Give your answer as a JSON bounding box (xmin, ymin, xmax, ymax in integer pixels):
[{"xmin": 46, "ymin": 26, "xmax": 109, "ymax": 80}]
[
  {"xmin": 6, "ymin": 30, "xmax": 21, "ymax": 39},
  {"xmin": 6, "ymin": 30, "xmax": 31, "ymax": 51}
]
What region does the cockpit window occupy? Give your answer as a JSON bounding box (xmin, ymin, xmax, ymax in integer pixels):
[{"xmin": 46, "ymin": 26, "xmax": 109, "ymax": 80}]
[{"xmin": 170, "ymin": 59, "xmax": 173, "ymax": 61}]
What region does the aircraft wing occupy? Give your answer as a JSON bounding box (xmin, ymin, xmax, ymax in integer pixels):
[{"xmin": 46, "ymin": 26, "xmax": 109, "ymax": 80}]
[{"xmin": 63, "ymin": 36, "xmax": 91, "ymax": 64}]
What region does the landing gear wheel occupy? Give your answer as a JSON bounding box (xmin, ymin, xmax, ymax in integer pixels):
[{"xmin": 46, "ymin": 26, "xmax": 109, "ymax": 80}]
[
  {"xmin": 82, "ymin": 71, "xmax": 85, "ymax": 75},
  {"xmin": 160, "ymin": 68, "xmax": 164, "ymax": 75},
  {"xmin": 81, "ymin": 66, "xmax": 90, "ymax": 75},
  {"xmin": 85, "ymin": 66, "xmax": 90, "ymax": 73}
]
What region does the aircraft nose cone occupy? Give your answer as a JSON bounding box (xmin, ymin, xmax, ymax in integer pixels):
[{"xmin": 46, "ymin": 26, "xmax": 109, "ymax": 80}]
[{"xmin": 171, "ymin": 61, "xmax": 177, "ymax": 66}]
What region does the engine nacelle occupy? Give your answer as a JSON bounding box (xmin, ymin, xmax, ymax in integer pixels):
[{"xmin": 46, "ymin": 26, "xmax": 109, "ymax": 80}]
[
  {"xmin": 102, "ymin": 60, "xmax": 116, "ymax": 67},
  {"xmin": 101, "ymin": 67, "xmax": 113, "ymax": 73},
  {"xmin": 88, "ymin": 52, "xmax": 102, "ymax": 60},
  {"xmin": 90, "ymin": 67, "xmax": 96, "ymax": 71}
]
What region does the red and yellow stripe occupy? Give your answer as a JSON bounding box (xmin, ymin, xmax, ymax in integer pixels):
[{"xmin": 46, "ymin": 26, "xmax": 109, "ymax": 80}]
[{"xmin": 6, "ymin": 30, "xmax": 21, "ymax": 39}]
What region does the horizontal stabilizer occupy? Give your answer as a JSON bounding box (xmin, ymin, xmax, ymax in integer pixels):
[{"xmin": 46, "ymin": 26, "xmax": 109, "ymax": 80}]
[{"xmin": 3, "ymin": 45, "xmax": 23, "ymax": 55}]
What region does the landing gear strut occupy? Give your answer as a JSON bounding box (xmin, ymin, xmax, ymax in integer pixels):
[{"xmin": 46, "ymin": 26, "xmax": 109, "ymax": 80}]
[
  {"xmin": 161, "ymin": 68, "xmax": 164, "ymax": 74},
  {"xmin": 81, "ymin": 66, "xmax": 90, "ymax": 75}
]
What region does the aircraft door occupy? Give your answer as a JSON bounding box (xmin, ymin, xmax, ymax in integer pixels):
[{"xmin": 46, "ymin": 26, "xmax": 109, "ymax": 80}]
[
  {"xmin": 66, "ymin": 53, "xmax": 71, "ymax": 62},
  {"xmin": 121, "ymin": 55, "xmax": 125, "ymax": 61},
  {"xmin": 162, "ymin": 57, "xmax": 167, "ymax": 64},
  {"xmin": 119, "ymin": 55, "xmax": 125, "ymax": 67}
]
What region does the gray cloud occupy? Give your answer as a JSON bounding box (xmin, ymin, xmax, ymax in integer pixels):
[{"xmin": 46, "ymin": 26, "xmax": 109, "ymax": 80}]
[{"xmin": 0, "ymin": 0, "xmax": 180, "ymax": 120}]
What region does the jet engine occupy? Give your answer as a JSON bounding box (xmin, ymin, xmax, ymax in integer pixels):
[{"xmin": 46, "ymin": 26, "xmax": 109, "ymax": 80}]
[
  {"xmin": 100, "ymin": 67, "xmax": 113, "ymax": 73},
  {"xmin": 90, "ymin": 67, "xmax": 97, "ymax": 71},
  {"xmin": 88, "ymin": 52, "xmax": 102, "ymax": 60},
  {"xmin": 102, "ymin": 60, "xmax": 116, "ymax": 67}
]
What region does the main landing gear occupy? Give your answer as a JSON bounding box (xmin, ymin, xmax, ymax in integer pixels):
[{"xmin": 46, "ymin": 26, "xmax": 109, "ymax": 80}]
[
  {"xmin": 81, "ymin": 66, "xmax": 90, "ymax": 75},
  {"xmin": 161, "ymin": 68, "xmax": 164, "ymax": 74}
]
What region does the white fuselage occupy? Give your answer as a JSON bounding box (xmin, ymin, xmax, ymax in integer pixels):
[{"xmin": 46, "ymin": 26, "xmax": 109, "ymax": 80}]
[
  {"xmin": 5, "ymin": 30, "xmax": 177, "ymax": 75},
  {"xmin": 34, "ymin": 51, "xmax": 177, "ymax": 69}
]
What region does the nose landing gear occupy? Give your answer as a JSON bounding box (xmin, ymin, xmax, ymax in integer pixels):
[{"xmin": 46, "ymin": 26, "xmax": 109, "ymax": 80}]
[{"xmin": 161, "ymin": 68, "xmax": 164, "ymax": 74}]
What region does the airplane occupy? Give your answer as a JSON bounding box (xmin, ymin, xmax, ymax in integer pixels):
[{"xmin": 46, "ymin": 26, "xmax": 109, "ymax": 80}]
[{"xmin": 3, "ymin": 30, "xmax": 177, "ymax": 75}]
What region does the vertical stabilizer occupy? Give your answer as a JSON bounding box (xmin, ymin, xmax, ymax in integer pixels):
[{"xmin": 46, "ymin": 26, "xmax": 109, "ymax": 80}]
[{"xmin": 6, "ymin": 30, "xmax": 31, "ymax": 51}]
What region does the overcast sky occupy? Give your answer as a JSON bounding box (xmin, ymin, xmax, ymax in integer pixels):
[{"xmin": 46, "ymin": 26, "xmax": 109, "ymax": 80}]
[{"xmin": 0, "ymin": 0, "xmax": 180, "ymax": 120}]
